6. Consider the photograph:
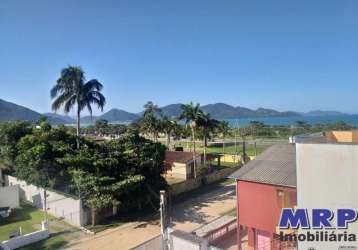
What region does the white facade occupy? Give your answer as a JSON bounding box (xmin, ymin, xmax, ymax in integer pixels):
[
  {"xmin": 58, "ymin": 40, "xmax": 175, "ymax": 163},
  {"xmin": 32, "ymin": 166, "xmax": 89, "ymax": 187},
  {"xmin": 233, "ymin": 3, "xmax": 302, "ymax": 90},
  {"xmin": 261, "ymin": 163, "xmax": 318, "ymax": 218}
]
[
  {"xmin": 5, "ymin": 175, "xmax": 89, "ymax": 227},
  {"xmin": 0, "ymin": 185, "xmax": 20, "ymax": 208},
  {"xmin": 296, "ymin": 142, "xmax": 358, "ymax": 250}
]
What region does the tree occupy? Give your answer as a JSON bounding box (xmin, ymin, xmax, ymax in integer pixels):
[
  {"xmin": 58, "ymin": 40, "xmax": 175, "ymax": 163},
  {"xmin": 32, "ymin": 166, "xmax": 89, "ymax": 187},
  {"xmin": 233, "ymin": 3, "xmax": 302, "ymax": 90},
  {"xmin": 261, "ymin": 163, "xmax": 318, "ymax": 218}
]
[
  {"xmin": 14, "ymin": 122, "xmax": 77, "ymax": 219},
  {"xmin": 161, "ymin": 115, "xmax": 177, "ymax": 148},
  {"xmin": 141, "ymin": 101, "xmax": 162, "ymax": 142},
  {"xmin": 197, "ymin": 113, "xmax": 219, "ymax": 167},
  {"xmin": 70, "ymin": 169, "xmax": 144, "ymax": 226},
  {"xmin": 217, "ymin": 121, "xmax": 230, "ymax": 154},
  {"xmin": 179, "ymin": 102, "xmax": 203, "ymax": 178},
  {"xmin": 50, "ymin": 66, "xmax": 106, "ymax": 147},
  {"xmin": 94, "ymin": 119, "xmax": 109, "ymax": 135},
  {"xmin": 0, "ymin": 121, "xmax": 31, "ymax": 169}
]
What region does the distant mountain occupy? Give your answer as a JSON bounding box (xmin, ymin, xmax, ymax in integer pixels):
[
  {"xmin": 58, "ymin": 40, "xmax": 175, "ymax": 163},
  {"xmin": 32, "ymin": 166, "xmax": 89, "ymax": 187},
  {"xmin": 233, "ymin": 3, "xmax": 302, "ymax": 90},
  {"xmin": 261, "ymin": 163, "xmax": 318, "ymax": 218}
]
[
  {"xmin": 101, "ymin": 109, "xmax": 140, "ymax": 122},
  {"xmin": 0, "ymin": 99, "xmax": 71, "ymax": 124},
  {"xmin": 304, "ymin": 110, "xmax": 348, "ymax": 117},
  {"xmin": 44, "ymin": 113, "xmax": 76, "ymax": 124},
  {"xmin": 159, "ymin": 104, "xmax": 183, "ymax": 118},
  {"xmin": 81, "ymin": 109, "xmax": 140, "ymax": 124},
  {"xmin": 159, "ymin": 103, "xmax": 301, "ymax": 119},
  {"xmin": 0, "ymin": 98, "xmax": 43, "ymax": 122},
  {"xmin": 80, "ymin": 115, "xmax": 99, "ymax": 124},
  {"xmin": 1, "ymin": 98, "xmax": 350, "ymax": 125}
]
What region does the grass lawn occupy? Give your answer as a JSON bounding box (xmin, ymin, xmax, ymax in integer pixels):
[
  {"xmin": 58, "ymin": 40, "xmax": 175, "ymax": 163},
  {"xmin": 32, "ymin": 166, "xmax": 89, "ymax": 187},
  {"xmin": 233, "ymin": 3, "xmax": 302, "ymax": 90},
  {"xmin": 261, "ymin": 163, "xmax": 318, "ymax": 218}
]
[
  {"xmin": 0, "ymin": 203, "xmax": 80, "ymax": 250},
  {"xmin": 171, "ymin": 141, "xmax": 271, "ymax": 156},
  {"xmin": 0, "ymin": 203, "xmax": 45, "ymax": 241}
]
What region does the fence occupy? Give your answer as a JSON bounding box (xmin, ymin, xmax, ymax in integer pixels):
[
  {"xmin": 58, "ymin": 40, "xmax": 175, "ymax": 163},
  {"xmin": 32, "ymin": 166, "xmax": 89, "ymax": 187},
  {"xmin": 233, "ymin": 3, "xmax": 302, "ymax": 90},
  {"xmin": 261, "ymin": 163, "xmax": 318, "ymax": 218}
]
[
  {"xmin": 5, "ymin": 175, "xmax": 90, "ymax": 227},
  {"xmin": 0, "ymin": 221, "xmax": 49, "ymax": 250},
  {"xmin": 205, "ymin": 219, "xmax": 236, "ymax": 244}
]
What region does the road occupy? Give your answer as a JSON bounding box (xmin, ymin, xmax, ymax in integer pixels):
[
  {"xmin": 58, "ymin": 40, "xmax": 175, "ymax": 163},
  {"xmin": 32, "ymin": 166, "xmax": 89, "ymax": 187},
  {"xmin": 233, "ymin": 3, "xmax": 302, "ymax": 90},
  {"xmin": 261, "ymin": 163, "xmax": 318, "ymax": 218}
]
[{"xmin": 66, "ymin": 182, "xmax": 236, "ymax": 250}]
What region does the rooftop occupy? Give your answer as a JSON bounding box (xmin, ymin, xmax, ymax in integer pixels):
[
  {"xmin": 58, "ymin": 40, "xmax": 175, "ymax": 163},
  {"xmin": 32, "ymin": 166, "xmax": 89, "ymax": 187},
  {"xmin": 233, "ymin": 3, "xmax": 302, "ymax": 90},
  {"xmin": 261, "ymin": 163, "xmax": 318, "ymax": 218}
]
[
  {"xmin": 294, "ymin": 130, "xmax": 358, "ymax": 145},
  {"xmin": 229, "ymin": 143, "xmax": 296, "ymax": 188}
]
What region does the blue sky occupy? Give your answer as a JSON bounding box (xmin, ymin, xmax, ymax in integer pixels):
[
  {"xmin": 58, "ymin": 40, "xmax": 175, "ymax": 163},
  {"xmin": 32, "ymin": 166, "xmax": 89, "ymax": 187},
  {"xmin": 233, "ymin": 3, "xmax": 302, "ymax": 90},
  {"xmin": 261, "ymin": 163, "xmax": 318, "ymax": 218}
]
[{"xmin": 1, "ymin": 0, "xmax": 358, "ymax": 114}]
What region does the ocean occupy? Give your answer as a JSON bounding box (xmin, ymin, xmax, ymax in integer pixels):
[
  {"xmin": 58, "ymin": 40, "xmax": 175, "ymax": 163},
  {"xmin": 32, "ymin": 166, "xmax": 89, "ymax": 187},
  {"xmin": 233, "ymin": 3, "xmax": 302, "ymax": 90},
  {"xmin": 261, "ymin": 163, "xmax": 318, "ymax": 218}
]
[{"xmin": 223, "ymin": 115, "xmax": 358, "ymax": 128}]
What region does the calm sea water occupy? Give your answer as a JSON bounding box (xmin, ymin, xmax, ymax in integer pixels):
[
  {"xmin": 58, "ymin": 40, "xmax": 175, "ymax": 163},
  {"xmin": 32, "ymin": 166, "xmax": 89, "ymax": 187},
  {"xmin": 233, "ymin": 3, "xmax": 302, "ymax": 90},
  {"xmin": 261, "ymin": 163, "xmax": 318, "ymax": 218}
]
[
  {"xmin": 73, "ymin": 115, "xmax": 358, "ymax": 128},
  {"xmin": 223, "ymin": 115, "xmax": 358, "ymax": 128}
]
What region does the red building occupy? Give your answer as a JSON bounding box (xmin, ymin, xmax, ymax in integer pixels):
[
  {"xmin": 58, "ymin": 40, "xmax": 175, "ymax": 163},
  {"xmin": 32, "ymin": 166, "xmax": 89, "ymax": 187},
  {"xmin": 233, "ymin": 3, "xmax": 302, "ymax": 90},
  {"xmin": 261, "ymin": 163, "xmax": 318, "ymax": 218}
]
[{"xmin": 230, "ymin": 144, "xmax": 297, "ymax": 250}]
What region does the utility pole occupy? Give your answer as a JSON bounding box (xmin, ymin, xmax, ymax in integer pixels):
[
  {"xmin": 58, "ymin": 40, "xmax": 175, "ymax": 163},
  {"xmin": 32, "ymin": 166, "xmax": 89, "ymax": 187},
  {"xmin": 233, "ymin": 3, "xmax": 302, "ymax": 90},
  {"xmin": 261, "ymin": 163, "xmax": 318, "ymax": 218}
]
[
  {"xmin": 160, "ymin": 190, "xmax": 168, "ymax": 250},
  {"xmin": 235, "ymin": 120, "xmax": 238, "ymax": 163},
  {"xmin": 43, "ymin": 189, "xmax": 48, "ymax": 222}
]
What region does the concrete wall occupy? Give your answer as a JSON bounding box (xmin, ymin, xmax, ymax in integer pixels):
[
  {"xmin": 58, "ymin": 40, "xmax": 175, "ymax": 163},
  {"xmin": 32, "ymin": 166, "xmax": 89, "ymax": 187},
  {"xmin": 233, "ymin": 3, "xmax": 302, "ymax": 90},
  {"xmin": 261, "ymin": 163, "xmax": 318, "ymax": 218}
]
[
  {"xmin": 237, "ymin": 180, "xmax": 296, "ymax": 234},
  {"xmin": 132, "ymin": 235, "xmax": 163, "ymax": 250},
  {"xmin": 296, "ymin": 143, "xmax": 358, "ymax": 250},
  {"xmin": 170, "ymin": 168, "xmax": 236, "ymax": 196},
  {"xmin": 5, "ymin": 175, "xmax": 89, "ymax": 227},
  {"xmin": 0, "ymin": 185, "xmax": 20, "ymax": 208},
  {"xmin": 170, "ymin": 162, "xmax": 190, "ymax": 180},
  {"xmin": 326, "ymin": 130, "xmax": 358, "ymax": 143},
  {"xmin": 1, "ymin": 221, "xmax": 49, "ymax": 250},
  {"xmin": 1, "ymin": 230, "xmax": 49, "ymax": 250}
]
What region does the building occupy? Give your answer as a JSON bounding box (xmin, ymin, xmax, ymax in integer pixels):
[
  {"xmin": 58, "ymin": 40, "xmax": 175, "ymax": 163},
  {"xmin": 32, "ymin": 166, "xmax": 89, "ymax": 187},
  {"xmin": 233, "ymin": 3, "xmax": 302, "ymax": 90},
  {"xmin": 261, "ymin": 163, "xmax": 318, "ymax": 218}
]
[
  {"xmin": 230, "ymin": 144, "xmax": 297, "ymax": 250},
  {"xmin": 295, "ymin": 131, "xmax": 358, "ymax": 250},
  {"xmin": 164, "ymin": 151, "xmax": 202, "ymax": 180}
]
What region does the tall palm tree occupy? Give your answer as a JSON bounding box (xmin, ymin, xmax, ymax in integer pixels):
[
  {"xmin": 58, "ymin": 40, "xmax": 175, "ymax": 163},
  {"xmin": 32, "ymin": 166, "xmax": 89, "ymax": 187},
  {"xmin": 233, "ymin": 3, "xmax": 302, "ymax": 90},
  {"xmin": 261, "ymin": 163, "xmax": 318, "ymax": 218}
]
[
  {"xmin": 161, "ymin": 115, "xmax": 177, "ymax": 148},
  {"xmin": 179, "ymin": 102, "xmax": 202, "ymax": 178},
  {"xmin": 198, "ymin": 113, "xmax": 219, "ymax": 168},
  {"xmin": 143, "ymin": 101, "xmax": 161, "ymax": 117},
  {"xmin": 51, "ymin": 66, "xmax": 105, "ymax": 146},
  {"xmin": 142, "ymin": 101, "xmax": 162, "ymax": 141},
  {"xmin": 218, "ymin": 121, "xmax": 230, "ymax": 154}
]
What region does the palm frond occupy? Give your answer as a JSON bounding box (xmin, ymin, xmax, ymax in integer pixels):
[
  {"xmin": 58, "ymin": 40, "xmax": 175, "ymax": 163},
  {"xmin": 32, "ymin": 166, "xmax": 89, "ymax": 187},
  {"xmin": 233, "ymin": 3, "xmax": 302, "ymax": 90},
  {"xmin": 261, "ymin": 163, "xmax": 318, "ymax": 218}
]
[
  {"xmin": 51, "ymin": 92, "xmax": 72, "ymax": 111},
  {"xmin": 83, "ymin": 80, "xmax": 103, "ymax": 92},
  {"xmin": 63, "ymin": 96, "xmax": 77, "ymax": 114}
]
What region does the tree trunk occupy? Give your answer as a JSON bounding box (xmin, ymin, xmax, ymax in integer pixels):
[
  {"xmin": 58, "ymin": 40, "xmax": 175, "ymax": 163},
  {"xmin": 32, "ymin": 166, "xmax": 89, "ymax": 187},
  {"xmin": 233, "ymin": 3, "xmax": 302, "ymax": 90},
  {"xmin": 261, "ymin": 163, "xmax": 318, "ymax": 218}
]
[
  {"xmin": 112, "ymin": 206, "xmax": 118, "ymax": 216},
  {"xmin": 76, "ymin": 107, "xmax": 80, "ymax": 149},
  {"xmin": 203, "ymin": 136, "xmax": 207, "ymax": 167},
  {"xmin": 166, "ymin": 132, "xmax": 171, "ymax": 149},
  {"xmin": 222, "ymin": 135, "xmax": 225, "ymax": 154},
  {"xmin": 242, "ymin": 140, "xmax": 246, "ymax": 164},
  {"xmin": 43, "ymin": 189, "xmax": 48, "ymax": 221},
  {"xmin": 91, "ymin": 208, "xmax": 97, "ymax": 226},
  {"xmin": 191, "ymin": 127, "xmax": 197, "ymax": 179}
]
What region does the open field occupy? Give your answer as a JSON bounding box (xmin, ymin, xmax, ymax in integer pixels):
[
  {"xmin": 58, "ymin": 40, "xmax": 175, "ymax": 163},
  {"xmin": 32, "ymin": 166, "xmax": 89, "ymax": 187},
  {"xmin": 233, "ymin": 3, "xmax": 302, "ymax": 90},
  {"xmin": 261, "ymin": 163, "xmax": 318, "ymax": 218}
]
[{"xmin": 168, "ymin": 139, "xmax": 275, "ymax": 156}]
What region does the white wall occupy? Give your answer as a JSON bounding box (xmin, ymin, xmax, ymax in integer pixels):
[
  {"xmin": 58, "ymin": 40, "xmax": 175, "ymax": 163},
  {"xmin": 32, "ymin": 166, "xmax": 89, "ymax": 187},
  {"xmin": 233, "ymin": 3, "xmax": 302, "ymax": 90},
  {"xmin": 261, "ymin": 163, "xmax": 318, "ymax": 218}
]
[
  {"xmin": 0, "ymin": 185, "xmax": 20, "ymax": 208},
  {"xmin": 1, "ymin": 229, "xmax": 49, "ymax": 250},
  {"xmin": 296, "ymin": 143, "xmax": 358, "ymax": 250},
  {"xmin": 5, "ymin": 175, "xmax": 89, "ymax": 227}
]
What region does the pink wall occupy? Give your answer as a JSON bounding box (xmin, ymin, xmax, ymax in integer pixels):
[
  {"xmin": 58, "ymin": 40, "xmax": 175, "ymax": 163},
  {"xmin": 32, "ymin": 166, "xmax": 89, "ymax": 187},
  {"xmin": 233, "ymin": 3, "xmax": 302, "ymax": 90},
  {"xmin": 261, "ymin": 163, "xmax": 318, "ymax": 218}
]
[{"xmin": 237, "ymin": 180, "xmax": 296, "ymax": 234}]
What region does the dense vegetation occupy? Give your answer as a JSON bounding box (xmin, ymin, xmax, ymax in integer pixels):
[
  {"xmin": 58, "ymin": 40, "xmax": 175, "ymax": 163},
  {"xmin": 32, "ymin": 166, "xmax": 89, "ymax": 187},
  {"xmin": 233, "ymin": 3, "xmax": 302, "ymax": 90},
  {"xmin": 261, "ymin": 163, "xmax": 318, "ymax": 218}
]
[{"xmin": 0, "ymin": 121, "xmax": 166, "ymax": 226}]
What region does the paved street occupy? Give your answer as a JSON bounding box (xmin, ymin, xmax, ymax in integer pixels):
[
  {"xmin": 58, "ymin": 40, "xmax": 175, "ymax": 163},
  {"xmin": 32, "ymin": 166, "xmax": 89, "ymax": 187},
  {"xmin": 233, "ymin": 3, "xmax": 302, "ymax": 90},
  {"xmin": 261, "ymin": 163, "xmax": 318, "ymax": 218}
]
[{"xmin": 66, "ymin": 182, "xmax": 236, "ymax": 250}]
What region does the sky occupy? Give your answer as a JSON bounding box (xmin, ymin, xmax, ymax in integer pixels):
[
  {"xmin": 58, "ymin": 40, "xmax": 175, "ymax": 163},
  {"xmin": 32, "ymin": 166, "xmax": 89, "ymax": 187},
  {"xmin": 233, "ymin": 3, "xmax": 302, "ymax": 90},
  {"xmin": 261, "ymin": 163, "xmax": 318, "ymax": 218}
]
[{"xmin": 1, "ymin": 0, "xmax": 358, "ymax": 115}]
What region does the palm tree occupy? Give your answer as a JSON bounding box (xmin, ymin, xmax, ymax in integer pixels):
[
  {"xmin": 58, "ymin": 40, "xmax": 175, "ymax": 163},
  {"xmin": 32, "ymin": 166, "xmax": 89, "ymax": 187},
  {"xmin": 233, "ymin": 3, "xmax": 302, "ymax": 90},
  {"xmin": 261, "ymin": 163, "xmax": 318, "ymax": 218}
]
[
  {"xmin": 198, "ymin": 113, "xmax": 219, "ymax": 168},
  {"xmin": 142, "ymin": 101, "xmax": 162, "ymax": 141},
  {"xmin": 143, "ymin": 101, "xmax": 161, "ymax": 117},
  {"xmin": 161, "ymin": 115, "xmax": 177, "ymax": 148},
  {"xmin": 51, "ymin": 66, "xmax": 105, "ymax": 146},
  {"xmin": 179, "ymin": 102, "xmax": 202, "ymax": 178},
  {"xmin": 218, "ymin": 121, "xmax": 230, "ymax": 154}
]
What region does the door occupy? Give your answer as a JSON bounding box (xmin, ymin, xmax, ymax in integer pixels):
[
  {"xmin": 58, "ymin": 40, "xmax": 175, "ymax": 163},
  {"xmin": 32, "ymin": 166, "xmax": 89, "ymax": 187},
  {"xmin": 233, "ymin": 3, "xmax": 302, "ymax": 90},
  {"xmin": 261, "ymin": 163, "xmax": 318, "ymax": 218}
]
[{"xmin": 257, "ymin": 230, "xmax": 271, "ymax": 250}]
